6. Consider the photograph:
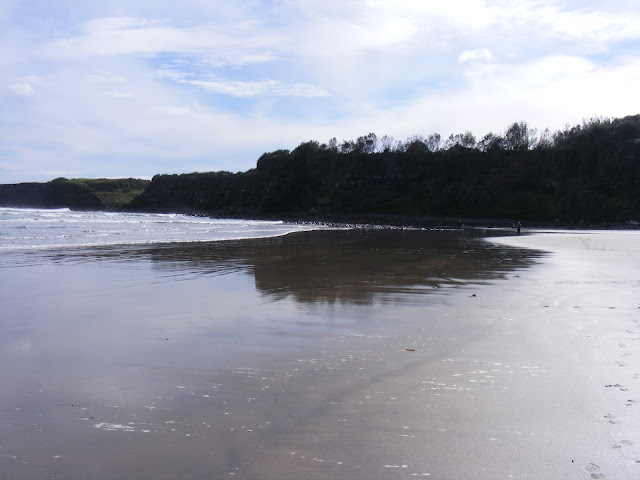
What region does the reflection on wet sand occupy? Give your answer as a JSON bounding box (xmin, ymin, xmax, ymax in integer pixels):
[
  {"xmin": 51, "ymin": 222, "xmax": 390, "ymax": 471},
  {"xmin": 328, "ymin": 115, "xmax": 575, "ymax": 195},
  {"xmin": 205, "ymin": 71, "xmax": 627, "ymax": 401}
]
[
  {"xmin": 33, "ymin": 229, "xmax": 542, "ymax": 307},
  {"xmin": 0, "ymin": 228, "xmax": 545, "ymax": 479},
  {"xmin": 246, "ymin": 229, "xmax": 541, "ymax": 304},
  {"xmin": 74, "ymin": 228, "xmax": 541, "ymax": 305}
]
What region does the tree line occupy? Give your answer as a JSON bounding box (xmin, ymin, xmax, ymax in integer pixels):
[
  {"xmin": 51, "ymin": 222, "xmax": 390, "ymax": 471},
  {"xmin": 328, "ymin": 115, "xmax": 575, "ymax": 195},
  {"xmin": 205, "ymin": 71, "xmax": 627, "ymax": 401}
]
[
  {"xmin": 127, "ymin": 114, "xmax": 639, "ymax": 224},
  {"xmin": 295, "ymin": 117, "xmax": 611, "ymax": 156},
  {"xmin": 2, "ymin": 115, "xmax": 639, "ymax": 225}
]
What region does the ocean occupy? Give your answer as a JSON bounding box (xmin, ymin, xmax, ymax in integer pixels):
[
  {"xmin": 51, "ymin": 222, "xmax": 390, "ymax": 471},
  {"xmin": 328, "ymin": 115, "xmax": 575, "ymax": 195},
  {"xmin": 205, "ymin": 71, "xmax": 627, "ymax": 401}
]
[{"xmin": 0, "ymin": 207, "xmax": 322, "ymax": 252}]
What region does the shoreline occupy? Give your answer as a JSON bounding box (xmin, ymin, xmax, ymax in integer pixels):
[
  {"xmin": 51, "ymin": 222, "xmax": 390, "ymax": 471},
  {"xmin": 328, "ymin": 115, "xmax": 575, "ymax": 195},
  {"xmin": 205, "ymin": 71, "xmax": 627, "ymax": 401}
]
[
  {"xmin": 163, "ymin": 210, "xmax": 640, "ymax": 232},
  {"xmin": 4, "ymin": 203, "xmax": 640, "ymax": 232}
]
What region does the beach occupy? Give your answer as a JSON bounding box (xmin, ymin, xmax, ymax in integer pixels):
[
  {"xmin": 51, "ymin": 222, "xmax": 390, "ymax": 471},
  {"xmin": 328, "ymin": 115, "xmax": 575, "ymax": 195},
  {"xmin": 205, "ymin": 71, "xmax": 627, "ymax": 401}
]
[
  {"xmin": 1, "ymin": 227, "xmax": 639, "ymax": 479},
  {"xmin": 237, "ymin": 230, "xmax": 640, "ymax": 479}
]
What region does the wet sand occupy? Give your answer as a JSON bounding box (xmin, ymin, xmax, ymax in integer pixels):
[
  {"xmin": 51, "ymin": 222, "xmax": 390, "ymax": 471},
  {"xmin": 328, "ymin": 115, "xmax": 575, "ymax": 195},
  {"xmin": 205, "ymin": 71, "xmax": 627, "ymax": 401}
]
[
  {"xmin": 1, "ymin": 229, "xmax": 639, "ymax": 479},
  {"xmin": 236, "ymin": 230, "xmax": 640, "ymax": 479}
]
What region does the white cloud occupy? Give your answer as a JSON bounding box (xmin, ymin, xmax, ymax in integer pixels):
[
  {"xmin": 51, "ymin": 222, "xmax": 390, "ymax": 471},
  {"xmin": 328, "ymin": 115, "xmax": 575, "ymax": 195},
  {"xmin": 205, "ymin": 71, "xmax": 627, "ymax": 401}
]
[
  {"xmin": 80, "ymin": 16, "xmax": 156, "ymax": 34},
  {"xmin": 44, "ymin": 16, "xmax": 284, "ymax": 67},
  {"xmin": 103, "ymin": 90, "xmax": 133, "ymax": 99},
  {"xmin": 152, "ymin": 106, "xmax": 192, "ymax": 116},
  {"xmin": 535, "ymin": 4, "xmax": 640, "ymax": 42},
  {"xmin": 379, "ymin": 54, "xmax": 640, "ymax": 138},
  {"xmin": 458, "ymin": 48, "xmax": 492, "ymax": 63},
  {"xmin": 9, "ymin": 82, "xmax": 35, "ymax": 97},
  {"xmin": 87, "ymin": 72, "xmax": 127, "ymax": 84},
  {"xmin": 185, "ymin": 79, "xmax": 330, "ymax": 98},
  {"xmin": 362, "ymin": 0, "xmax": 503, "ymax": 30},
  {"xmin": 48, "ymin": 24, "xmax": 217, "ymax": 57}
]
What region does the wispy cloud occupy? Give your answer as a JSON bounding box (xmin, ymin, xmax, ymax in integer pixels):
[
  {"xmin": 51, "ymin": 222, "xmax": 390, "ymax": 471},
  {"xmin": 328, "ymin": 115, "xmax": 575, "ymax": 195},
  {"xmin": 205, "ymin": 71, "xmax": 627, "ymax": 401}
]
[
  {"xmin": 535, "ymin": 4, "xmax": 640, "ymax": 42},
  {"xmin": 186, "ymin": 79, "xmax": 329, "ymax": 98},
  {"xmin": 44, "ymin": 16, "xmax": 283, "ymax": 67},
  {"xmin": 458, "ymin": 48, "xmax": 492, "ymax": 63},
  {"xmin": 9, "ymin": 82, "xmax": 36, "ymax": 97},
  {"xmin": 155, "ymin": 66, "xmax": 329, "ymax": 98}
]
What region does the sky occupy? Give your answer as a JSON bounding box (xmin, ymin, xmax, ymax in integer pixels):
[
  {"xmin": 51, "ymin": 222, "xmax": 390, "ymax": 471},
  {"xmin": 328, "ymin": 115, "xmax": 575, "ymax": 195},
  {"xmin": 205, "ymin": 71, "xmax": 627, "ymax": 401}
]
[{"xmin": 2, "ymin": 0, "xmax": 640, "ymax": 183}]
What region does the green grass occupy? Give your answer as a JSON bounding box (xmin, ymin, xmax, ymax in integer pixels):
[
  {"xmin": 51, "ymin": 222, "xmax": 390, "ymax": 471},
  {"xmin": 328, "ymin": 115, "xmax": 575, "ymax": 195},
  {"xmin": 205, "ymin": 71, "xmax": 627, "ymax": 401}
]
[{"xmin": 70, "ymin": 178, "xmax": 149, "ymax": 210}]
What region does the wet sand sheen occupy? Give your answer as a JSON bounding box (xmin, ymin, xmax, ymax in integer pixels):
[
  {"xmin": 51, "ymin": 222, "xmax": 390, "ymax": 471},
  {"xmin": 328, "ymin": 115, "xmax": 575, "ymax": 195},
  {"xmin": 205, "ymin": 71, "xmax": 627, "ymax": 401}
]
[
  {"xmin": 238, "ymin": 231, "xmax": 640, "ymax": 479},
  {"xmin": 1, "ymin": 229, "xmax": 638, "ymax": 478}
]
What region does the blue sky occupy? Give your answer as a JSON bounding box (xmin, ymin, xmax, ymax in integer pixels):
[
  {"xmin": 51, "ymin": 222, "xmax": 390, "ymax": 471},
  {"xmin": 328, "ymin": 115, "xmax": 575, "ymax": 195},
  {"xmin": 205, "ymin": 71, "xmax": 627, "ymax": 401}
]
[{"xmin": 2, "ymin": 0, "xmax": 639, "ymax": 183}]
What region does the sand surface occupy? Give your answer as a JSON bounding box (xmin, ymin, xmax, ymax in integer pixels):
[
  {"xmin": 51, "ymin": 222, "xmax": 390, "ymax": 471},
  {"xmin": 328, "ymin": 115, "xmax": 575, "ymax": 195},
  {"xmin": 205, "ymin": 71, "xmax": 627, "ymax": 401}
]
[
  {"xmin": 1, "ymin": 228, "xmax": 639, "ymax": 479},
  {"xmin": 233, "ymin": 230, "xmax": 640, "ymax": 479}
]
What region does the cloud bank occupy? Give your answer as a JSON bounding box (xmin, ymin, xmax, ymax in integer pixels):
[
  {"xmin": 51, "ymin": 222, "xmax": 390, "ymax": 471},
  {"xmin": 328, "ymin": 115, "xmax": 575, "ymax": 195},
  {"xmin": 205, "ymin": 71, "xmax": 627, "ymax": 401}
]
[{"xmin": 1, "ymin": 0, "xmax": 639, "ymax": 182}]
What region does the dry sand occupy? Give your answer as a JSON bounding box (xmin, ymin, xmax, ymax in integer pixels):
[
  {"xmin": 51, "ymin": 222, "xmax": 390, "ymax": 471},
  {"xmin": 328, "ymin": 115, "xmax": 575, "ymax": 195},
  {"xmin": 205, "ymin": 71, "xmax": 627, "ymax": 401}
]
[{"xmin": 236, "ymin": 230, "xmax": 640, "ymax": 479}]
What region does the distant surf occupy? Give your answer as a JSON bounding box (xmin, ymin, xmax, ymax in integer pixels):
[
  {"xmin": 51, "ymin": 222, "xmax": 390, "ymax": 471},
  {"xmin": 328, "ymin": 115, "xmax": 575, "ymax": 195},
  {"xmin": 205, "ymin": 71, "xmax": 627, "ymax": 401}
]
[{"xmin": 0, "ymin": 208, "xmax": 323, "ymax": 251}]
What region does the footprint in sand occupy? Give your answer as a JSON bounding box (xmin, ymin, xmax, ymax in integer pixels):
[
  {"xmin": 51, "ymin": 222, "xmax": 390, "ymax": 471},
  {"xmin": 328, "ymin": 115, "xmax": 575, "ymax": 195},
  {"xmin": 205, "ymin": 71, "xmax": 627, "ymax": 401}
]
[
  {"xmin": 604, "ymin": 384, "xmax": 628, "ymax": 391},
  {"xmin": 604, "ymin": 414, "xmax": 619, "ymax": 424},
  {"xmin": 612, "ymin": 440, "xmax": 634, "ymax": 449},
  {"xmin": 585, "ymin": 463, "xmax": 605, "ymax": 478},
  {"xmin": 626, "ymin": 399, "xmax": 637, "ymax": 406}
]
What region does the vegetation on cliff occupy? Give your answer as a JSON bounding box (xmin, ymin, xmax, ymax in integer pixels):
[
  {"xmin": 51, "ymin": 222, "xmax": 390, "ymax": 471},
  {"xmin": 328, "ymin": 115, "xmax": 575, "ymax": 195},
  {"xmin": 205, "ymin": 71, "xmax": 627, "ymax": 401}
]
[
  {"xmin": 0, "ymin": 178, "xmax": 149, "ymax": 210},
  {"xmin": 1, "ymin": 115, "xmax": 639, "ymax": 225}
]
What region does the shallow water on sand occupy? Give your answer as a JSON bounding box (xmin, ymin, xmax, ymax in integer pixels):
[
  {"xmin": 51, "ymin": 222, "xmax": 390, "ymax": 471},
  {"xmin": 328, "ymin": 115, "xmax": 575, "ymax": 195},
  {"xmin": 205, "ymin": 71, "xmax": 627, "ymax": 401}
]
[{"xmin": 0, "ymin": 228, "xmax": 541, "ymax": 479}]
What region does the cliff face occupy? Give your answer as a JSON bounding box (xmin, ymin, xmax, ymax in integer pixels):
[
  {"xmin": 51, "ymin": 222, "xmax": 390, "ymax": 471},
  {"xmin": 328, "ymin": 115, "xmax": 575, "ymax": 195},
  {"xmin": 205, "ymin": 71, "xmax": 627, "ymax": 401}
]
[
  {"xmin": 125, "ymin": 170, "xmax": 266, "ymax": 216},
  {"xmin": 0, "ymin": 178, "xmax": 149, "ymax": 211},
  {"xmin": 1, "ymin": 115, "xmax": 639, "ymax": 224}
]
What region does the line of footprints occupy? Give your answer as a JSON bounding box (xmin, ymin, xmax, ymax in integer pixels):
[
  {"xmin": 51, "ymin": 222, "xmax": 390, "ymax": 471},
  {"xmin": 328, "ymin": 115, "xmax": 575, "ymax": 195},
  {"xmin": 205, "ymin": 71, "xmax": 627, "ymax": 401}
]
[{"xmin": 587, "ymin": 316, "xmax": 640, "ymax": 478}]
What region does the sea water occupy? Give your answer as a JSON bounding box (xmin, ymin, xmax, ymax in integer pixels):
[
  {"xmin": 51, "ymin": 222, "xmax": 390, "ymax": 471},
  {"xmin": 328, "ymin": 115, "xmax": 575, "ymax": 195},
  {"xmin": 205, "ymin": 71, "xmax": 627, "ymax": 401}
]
[{"xmin": 0, "ymin": 207, "xmax": 321, "ymax": 251}]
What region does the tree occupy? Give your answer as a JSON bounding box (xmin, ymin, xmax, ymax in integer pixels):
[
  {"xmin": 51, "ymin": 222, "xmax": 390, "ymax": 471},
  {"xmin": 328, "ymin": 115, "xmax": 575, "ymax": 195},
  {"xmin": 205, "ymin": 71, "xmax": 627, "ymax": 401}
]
[
  {"xmin": 403, "ymin": 135, "xmax": 425, "ymax": 151},
  {"xmin": 445, "ymin": 131, "xmax": 476, "ymax": 149},
  {"xmin": 533, "ymin": 128, "xmax": 553, "ymax": 150},
  {"xmin": 292, "ymin": 140, "xmax": 321, "ymax": 158},
  {"xmin": 340, "ymin": 140, "xmax": 355, "ymax": 154},
  {"xmin": 379, "ymin": 135, "xmax": 395, "ymax": 152},
  {"xmin": 425, "ymin": 133, "xmax": 441, "ymax": 152},
  {"xmin": 478, "ymin": 132, "xmax": 503, "ymax": 151},
  {"xmin": 504, "ymin": 121, "xmax": 530, "ymax": 150},
  {"xmin": 355, "ymin": 133, "xmax": 378, "ymax": 154},
  {"xmin": 405, "ymin": 139, "xmax": 429, "ymax": 155}
]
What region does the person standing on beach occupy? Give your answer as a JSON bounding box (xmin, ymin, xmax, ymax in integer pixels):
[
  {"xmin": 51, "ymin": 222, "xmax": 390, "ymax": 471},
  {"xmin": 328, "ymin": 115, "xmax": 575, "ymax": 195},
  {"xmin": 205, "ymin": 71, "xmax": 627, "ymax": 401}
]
[{"xmin": 516, "ymin": 221, "xmax": 522, "ymax": 235}]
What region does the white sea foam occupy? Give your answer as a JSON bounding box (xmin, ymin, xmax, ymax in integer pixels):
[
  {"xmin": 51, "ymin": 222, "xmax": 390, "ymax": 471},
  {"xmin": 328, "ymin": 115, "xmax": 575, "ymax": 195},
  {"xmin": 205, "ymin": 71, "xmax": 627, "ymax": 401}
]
[
  {"xmin": 0, "ymin": 208, "xmax": 323, "ymax": 251},
  {"xmin": 94, "ymin": 422, "xmax": 136, "ymax": 432}
]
